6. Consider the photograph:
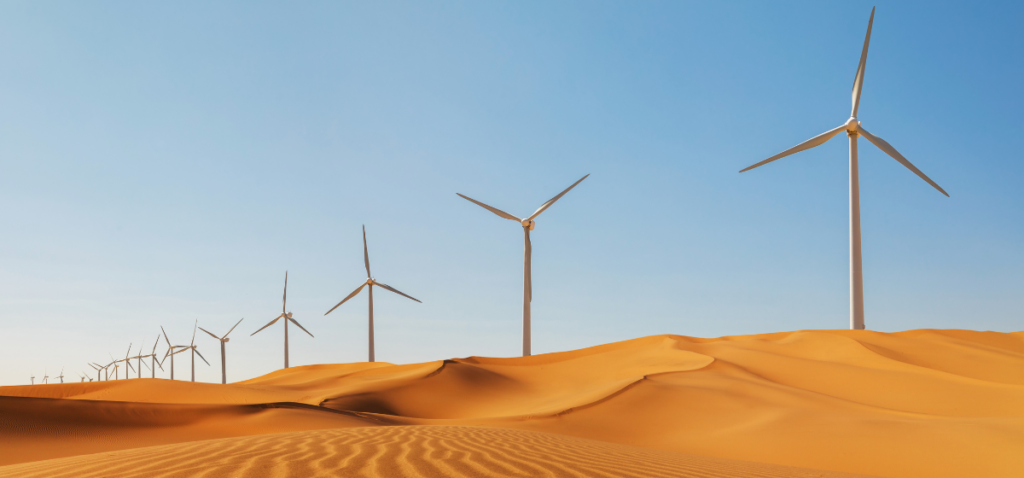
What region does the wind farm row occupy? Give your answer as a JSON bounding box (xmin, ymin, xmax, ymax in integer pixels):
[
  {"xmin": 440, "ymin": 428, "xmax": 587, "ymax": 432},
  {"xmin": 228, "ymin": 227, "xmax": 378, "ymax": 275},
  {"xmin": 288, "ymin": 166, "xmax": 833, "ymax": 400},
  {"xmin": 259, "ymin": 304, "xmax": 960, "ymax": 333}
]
[{"xmin": 24, "ymin": 7, "xmax": 947, "ymax": 386}]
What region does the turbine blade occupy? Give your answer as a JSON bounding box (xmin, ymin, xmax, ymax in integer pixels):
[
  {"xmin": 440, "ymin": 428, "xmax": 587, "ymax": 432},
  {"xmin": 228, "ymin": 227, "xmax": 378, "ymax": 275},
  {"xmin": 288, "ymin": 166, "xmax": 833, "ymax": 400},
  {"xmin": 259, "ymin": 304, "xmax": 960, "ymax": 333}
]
[
  {"xmin": 152, "ymin": 335, "xmax": 160, "ymax": 354},
  {"xmin": 739, "ymin": 124, "xmax": 847, "ymax": 172},
  {"xmin": 525, "ymin": 228, "xmax": 532, "ymax": 302},
  {"xmin": 324, "ymin": 284, "xmax": 366, "ymax": 315},
  {"xmin": 171, "ymin": 347, "xmax": 191, "ymax": 357},
  {"xmin": 283, "ymin": 271, "xmax": 288, "ymax": 314},
  {"xmin": 527, "ymin": 174, "xmax": 590, "ymax": 221},
  {"xmin": 223, "ymin": 318, "xmax": 244, "ymax": 339},
  {"xmin": 456, "ymin": 193, "xmax": 521, "ymax": 222},
  {"xmin": 194, "ymin": 348, "xmax": 210, "ymax": 366},
  {"xmin": 124, "ymin": 344, "xmax": 132, "ymax": 360},
  {"xmin": 161, "ymin": 326, "xmax": 172, "ymax": 348},
  {"xmin": 859, "ymin": 127, "xmax": 949, "ymax": 197},
  {"xmin": 375, "ymin": 282, "xmax": 422, "ymax": 303},
  {"xmin": 126, "ymin": 361, "xmax": 136, "ymax": 373},
  {"xmin": 363, "ymin": 225, "xmax": 372, "ymax": 279},
  {"xmin": 198, "ymin": 326, "xmax": 220, "ymax": 340},
  {"xmin": 851, "ymin": 7, "xmax": 875, "ymax": 118},
  {"xmin": 155, "ymin": 358, "xmax": 165, "ymax": 371},
  {"xmin": 289, "ymin": 317, "xmax": 315, "ymax": 338},
  {"xmin": 191, "ymin": 320, "xmax": 197, "ymax": 347},
  {"xmin": 141, "ymin": 360, "xmax": 150, "ymax": 371},
  {"xmin": 250, "ymin": 314, "xmax": 284, "ymax": 336}
]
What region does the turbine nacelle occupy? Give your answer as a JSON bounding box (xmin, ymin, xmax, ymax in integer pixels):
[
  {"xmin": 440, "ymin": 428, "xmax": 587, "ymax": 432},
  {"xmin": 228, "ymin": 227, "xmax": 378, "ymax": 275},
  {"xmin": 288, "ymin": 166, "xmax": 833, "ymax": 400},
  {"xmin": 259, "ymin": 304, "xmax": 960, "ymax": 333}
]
[
  {"xmin": 521, "ymin": 218, "xmax": 536, "ymax": 230},
  {"xmin": 366, "ymin": 278, "xmax": 376, "ymax": 286},
  {"xmin": 285, "ymin": 312, "xmax": 293, "ymax": 319}
]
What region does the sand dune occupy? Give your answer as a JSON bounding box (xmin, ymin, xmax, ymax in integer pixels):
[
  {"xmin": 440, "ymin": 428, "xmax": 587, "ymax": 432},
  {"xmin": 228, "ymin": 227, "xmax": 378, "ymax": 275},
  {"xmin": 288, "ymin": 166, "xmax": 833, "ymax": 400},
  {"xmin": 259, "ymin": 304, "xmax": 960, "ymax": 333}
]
[
  {"xmin": 2, "ymin": 329, "xmax": 1022, "ymax": 477},
  {"xmin": 0, "ymin": 426, "xmax": 876, "ymax": 478}
]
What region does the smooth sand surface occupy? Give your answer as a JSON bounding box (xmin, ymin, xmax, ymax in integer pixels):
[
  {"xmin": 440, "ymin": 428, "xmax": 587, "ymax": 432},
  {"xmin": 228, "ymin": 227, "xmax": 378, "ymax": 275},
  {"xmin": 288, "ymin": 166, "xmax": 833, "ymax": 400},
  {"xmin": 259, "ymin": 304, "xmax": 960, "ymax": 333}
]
[
  {"xmin": 0, "ymin": 426, "xmax": 876, "ymax": 478},
  {"xmin": 2, "ymin": 329, "xmax": 1022, "ymax": 477}
]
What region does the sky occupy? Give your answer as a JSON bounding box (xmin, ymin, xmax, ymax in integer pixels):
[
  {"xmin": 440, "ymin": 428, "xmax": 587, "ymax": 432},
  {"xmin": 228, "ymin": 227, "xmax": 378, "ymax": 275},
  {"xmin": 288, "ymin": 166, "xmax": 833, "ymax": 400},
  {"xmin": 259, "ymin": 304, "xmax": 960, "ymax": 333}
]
[{"xmin": 1, "ymin": 1, "xmax": 1021, "ymax": 385}]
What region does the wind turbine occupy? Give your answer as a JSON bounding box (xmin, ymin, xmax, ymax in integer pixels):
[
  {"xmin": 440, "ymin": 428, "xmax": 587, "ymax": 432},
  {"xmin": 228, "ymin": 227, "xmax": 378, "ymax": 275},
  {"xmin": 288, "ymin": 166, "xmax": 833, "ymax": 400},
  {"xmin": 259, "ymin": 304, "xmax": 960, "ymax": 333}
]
[
  {"xmin": 30, "ymin": 373, "xmax": 35, "ymax": 385},
  {"xmin": 456, "ymin": 174, "xmax": 590, "ymax": 356},
  {"xmin": 145, "ymin": 335, "xmax": 165, "ymax": 379},
  {"xmin": 117, "ymin": 344, "xmax": 136, "ymax": 380},
  {"xmin": 161, "ymin": 326, "xmax": 182, "ymax": 380},
  {"xmin": 55, "ymin": 367, "xmax": 65, "ymax": 384},
  {"xmin": 129, "ymin": 343, "xmax": 152, "ymax": 379},
  {"xmin": 324, "ymin": 226, "xmax": 421, "ymax": 363},
  {"xmin": 252, "ymin": 272, "xmax": 313, "ymax": 369},
  {"xmin": 199, "ymin": 318, "xmax": 243, "ymax": 384},
  {"xmin": 42, "ymin": 367, "xmax": 48, "ymax": 384},
  {"xmin": 169, "ymin": 321, "xmax": 210, "ymax": 382},
  {"xmin": 739, "ymin": 7, "xmax": 947, "ymax": 330}
]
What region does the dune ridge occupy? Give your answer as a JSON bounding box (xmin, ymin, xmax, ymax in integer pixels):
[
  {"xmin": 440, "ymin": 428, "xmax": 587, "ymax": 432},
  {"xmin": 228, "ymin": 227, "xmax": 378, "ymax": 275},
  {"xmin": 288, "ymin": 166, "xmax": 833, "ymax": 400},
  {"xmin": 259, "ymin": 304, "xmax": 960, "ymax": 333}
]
[
  {"xmin": 2, "ymin": 329, "xmax": 1022, "ymax": 477},
  {"xmin": 0, "ymin": 426, "xmax": 877, "ymax": 478}
]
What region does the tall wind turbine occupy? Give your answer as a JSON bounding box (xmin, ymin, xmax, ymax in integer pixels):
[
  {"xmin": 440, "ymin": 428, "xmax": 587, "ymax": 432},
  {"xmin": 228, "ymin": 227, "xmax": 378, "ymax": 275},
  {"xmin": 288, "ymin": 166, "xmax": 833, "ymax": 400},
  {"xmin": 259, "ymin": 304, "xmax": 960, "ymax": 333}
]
[
  {"xmin": 324, "ymin": 226, "xmax": 421, "ymax": 363},
  {"xmin": 739, "ymin": 7, "xmax": 947, "ymax": 330},
  {"xmin": 170, "ymin": 320, "xmax": 210, "ymax": 382},
  {"xmin": 457, "ymin": 174, "xmax": 589, "ymax": 356},
  {"xmin": 145, "ymin": 336, "xmax": 164, "ymax": 379},
  {"xmin": 161, "ymin": 327, "xmax": 182, "ymax": 380},
  {"xmin": 199, "ymin": 318, "xmax": 243, "ymax": 384},
  {"xmin": 252, "ymin": 272, "xmax": 313, "ymax": 369},
  {"xmin": 55, "ymin": 367, "xmax": 65, "ymax": 384},
  {"xmin": 117, "ymin": 345, "xmax": 136, "ymax": 380}
]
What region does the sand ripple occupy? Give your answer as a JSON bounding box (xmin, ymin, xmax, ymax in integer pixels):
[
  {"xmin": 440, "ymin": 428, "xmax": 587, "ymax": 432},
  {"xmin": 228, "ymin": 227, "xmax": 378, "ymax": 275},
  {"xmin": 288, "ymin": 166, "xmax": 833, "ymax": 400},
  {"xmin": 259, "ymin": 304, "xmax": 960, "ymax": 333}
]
[{"xmin": 0, "ymin": 425, "xmax": 872, "ymax": 478}]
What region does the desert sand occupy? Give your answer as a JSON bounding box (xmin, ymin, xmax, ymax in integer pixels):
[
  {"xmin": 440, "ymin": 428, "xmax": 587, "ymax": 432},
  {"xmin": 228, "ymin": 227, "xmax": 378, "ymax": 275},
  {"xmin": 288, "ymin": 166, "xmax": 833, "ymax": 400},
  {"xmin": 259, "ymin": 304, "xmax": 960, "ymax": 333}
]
[{"xmin": 2, "ymin": 329, "xmax": 1022, "ymax": 477}]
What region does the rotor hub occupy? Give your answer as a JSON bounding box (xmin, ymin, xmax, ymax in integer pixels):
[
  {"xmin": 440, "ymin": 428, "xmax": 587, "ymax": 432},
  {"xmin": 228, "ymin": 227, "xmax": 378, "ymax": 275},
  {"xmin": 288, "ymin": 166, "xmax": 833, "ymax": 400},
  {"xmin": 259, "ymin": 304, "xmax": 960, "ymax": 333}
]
[
  {"xmin": 286, "ymin": 312, "xmax": 293, "ymax": 318},
  {"xmin": 521, "ymin": 219, "xmax": 535, "ymax": 230},
  {"xmin": 846, "ymin": 117, "xmax": 861, "ymax": 133}
]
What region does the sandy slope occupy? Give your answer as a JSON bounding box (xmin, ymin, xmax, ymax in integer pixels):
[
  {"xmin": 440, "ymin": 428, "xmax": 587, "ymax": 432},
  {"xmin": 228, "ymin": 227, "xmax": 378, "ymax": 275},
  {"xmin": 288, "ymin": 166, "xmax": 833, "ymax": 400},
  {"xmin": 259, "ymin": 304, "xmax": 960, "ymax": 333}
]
[
  {"xmin": 2, "ymin": 329, "xmax": 1022, "ymax": 477},
  {"xmin": 0, "ymin": 426, "xmax": 876, "ymax": 478}
]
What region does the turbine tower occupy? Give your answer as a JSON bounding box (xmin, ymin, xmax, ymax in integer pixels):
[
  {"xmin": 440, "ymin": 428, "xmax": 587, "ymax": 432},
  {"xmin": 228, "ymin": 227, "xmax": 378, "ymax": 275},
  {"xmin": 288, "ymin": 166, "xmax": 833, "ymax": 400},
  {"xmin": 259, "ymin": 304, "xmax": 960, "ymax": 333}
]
[
  {"xmin": 199, "ymin": 318, "xmax": 243, "ymax": 384},
  {"xmin": 161, "ymin": 327, "xmax": 181, "ymax": 380},
  {"xmin": 325, "ymin": 226, "xmax": 421, "ymax": 363},
  {"xmin": 252, "ymin": 272, "xmax": 313, "ymax": 369},
  {"xmin": 457, "ymin": 174, "xmax": 589, "ymax": 356},
  {"xmin": 739, "ymin": 7, "xmax": 947, "ymax": 330}
]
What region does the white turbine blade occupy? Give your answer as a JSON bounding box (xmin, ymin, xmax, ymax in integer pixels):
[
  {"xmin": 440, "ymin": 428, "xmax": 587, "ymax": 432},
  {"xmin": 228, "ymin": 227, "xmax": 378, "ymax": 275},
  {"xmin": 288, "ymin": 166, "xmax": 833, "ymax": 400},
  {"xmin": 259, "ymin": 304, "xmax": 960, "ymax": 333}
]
[
  {"xmin": 250, "ymin": 314, "xmax": 284, "ymax": 336},
  {"xmin": 527, "ymin": 174, "xmax": 590, "ymax": 221},
  {"xmin": 288, "ymin": 317, "xmax": 315, "ymax": 338},
  {"xmin": 155, "ymin": 358, "xmax": 165, "ymax": 371},
  {"xmin": 193, "ymin": 348, "xmax": 209, "ymax": 366},
  {"xmin": 363, "ymin": 225, "xmax": 372, "ymax": 279},
  {"xmin": 161, "ymin": 326, "xmax": 172, "ymax": 348},
  {"xmin": 191, "ymin": 320, "xmax": 197, "ymax": 347},
  {"xmin": 851, "ymin": 7, "xmax": 875, "ymax": 118},
  {"xmin": 124, "ymin": 344, "xmax": 132, "ymax": 360},
  {"xmin": 223, "ymin": 318, "xmax": 244, "ymax": 339},
  {"xmin": 152, "ymin": 335, "xmax": 160, "ymax": 354},
  {"xmin": 198, "ymin": 326, "xmax": 220, "ymax": 341},
  {"xmin": 141, "ymin": 360, "xmax": 150, "ymax": 371},
  {"xmin": 171, "ymin": 347, "xmax": 191, "ymax": 357},
  {"xmin": 126, "ymin": 361, "xmax": 136, "ymax": 373},
  {"xmin": 89, "ymin": 364, "xmax": 99, "ymax": 371},
  {"xmin": 739, "ymin": 124, "xmax": 847, "ymax": 172},
  {"xmin": 456, "ymin": 193, "xmax": 521, "ymax": 222},
  {"xmin": 525, "ymin": 228, "xmax": 532, "ymax": 302},
  {"xmin": 375, "ymin": 282, "xmax": 422, "ymax": 303},
  {"xmin": 282, "ymin": 271, "xmax": 288, "ymax": 314},
  {"xmin": 859, "ymin": 127, "xmax": 949, "ymax": 197},
  {"xmin": 324, "ymin": 283, "xmax": 366, "ymax": 315}
]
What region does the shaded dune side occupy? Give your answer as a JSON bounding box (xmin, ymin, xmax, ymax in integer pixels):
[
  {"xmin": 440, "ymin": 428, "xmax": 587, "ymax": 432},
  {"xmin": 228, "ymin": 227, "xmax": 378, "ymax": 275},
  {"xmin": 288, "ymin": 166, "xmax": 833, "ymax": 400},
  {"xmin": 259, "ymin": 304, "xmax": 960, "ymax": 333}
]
[
  {"xmin": 0, "ymin": 396, "xmax": 393, "ymax": 465},
  {"xmin": 0, "ymin": 426, "xmax": 877, "ymax": 478}
]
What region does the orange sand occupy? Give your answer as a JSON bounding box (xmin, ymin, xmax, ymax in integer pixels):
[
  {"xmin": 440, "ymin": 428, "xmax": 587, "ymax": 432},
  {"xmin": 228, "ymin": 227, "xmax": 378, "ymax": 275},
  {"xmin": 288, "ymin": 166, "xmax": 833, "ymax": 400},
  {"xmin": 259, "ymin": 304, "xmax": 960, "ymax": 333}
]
[{"xmin": 2, "ymin": 329, "xmax": 1022, "ymax": 477}]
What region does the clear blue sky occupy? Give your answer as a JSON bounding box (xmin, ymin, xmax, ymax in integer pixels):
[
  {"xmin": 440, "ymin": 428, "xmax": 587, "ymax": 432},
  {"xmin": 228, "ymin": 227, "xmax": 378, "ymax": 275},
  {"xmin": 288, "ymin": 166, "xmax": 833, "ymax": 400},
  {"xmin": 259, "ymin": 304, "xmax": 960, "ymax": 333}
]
[{"xmin": 1, "ymin": 1, "xmax": 1021, "ymax": 385}]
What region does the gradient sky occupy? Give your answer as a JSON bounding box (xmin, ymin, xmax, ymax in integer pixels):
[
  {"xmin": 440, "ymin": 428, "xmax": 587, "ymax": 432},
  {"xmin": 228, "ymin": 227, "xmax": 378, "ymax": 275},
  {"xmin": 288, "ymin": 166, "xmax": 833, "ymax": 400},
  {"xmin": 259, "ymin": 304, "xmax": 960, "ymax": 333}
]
[{"xmin": 1, "ymin": 1, "xmax": 1021, "ymax": 385}]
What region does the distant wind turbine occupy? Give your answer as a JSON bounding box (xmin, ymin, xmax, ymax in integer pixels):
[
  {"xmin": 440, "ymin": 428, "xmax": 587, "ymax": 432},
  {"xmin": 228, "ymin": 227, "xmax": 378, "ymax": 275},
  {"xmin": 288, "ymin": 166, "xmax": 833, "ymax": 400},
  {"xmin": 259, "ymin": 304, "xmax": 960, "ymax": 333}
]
[
  {"xmin": 161, "ymin": 327, "xmax": 182, "ymax": 380},
  {"xmin": 738, "ymin": 7, "xmax": 947, "ymax": 330},
  {"xmin": 171, "ymin": 320, "xmax": 210, "ymax": 382},
  {"xmin": 199, "ymin": 318, "xmax": 243, "ymax": 384},
  {"xmin": 42, "ymin": 367, "xmax": 48, "ymax": 384},
  {"xmin": 55, "ymin": 367, "xmax": 65, "ymax": 384},
  {"xmin": 457, "ymin": 174, "xmax": 589, "ymax": 356},
  {"xmin": 145, "ymin": 335, "xmax": 165, "ymax": 379},
  {"xmin": 252, "ymin": 272, "xmax": 313, "ymax": 369},
  {"xmin": 30, "ymin": 373, "xmax": 34, "ymax": 385},
  {"xmin": 325, "ymin": 226, "xmax": 421, "ymax": 363}
]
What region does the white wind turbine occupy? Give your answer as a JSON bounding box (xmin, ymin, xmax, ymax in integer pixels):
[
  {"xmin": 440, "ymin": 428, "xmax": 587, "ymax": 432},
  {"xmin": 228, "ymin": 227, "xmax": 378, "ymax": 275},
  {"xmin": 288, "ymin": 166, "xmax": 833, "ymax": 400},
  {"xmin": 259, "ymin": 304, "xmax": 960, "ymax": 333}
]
[
  {"xmin": 457, "ymin": 174, "xmax": 589, "ymax": 356},
  {"xmin": 145, "ymin": 336, "xmax": 165, "ymax": 379},
  {"xmin": 30, "ymin": 373, "xmax": 35, "ymax": 385},
  {"xmin": 252, "ymin": 272, "xmax": 314, "ymax": 369},
  {"xmin": 739, "ymin": 7, "xmax": 947, "ymax": 330},
  {"xmin": 170, "ymin": 320, "xmax": 210, "ymax": 382},
  {"xmin": 55, "ymin": 367, "xmax": 65, "ymax": 384},
  {"xmin": 324, "ymin": 226, "xmax": 421, "ymax": 363},
  {"xmin": 42, "ymin": 367, "xmax": 49, "ymax": 384},
  {"xmin": 199, "ymin": 318, "xmax": 243, "ymax": 384},
  {"xmin": 114, "ymin": 344, "xmax": 136, "ymax": 380},
  {"xmin": 161, "ymin": 326, "xmax": 183, "ymax": 380},
  {"xmin": 128, "ymin": 342, "xmax": 154, "ymax": 379}
]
